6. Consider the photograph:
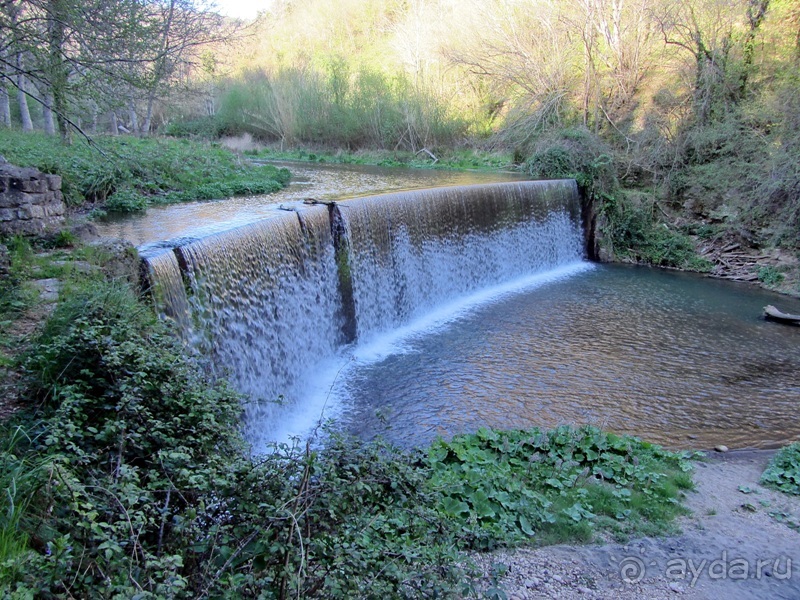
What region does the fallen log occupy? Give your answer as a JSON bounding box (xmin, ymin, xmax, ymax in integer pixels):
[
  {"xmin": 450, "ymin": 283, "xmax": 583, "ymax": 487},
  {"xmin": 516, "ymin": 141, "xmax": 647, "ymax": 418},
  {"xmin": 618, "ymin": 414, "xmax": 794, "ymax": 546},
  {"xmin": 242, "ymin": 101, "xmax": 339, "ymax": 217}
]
[{"xmin": 764, "ymin": 305, "xmax": 800, "ymax": 325}]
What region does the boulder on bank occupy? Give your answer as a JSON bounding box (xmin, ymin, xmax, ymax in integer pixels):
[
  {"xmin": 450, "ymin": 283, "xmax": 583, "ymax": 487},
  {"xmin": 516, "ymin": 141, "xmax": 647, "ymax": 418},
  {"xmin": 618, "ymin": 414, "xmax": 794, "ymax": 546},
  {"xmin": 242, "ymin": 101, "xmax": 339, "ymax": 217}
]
[{"xmin": 89, "ymin": 238, "xmax": 139, "ymax": 284}]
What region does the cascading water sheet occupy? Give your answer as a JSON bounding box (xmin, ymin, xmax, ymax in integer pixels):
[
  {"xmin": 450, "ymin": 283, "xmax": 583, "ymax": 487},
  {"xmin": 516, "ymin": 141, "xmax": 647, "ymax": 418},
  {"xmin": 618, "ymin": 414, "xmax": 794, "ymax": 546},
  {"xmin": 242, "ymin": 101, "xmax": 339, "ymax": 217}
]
[
  {"xmin": 142, "ymin": 181, "xmax": 588, "ymax": 451},
  {"xmin": 339, "ymin": 181, "xmax": 584, "ymax": 342},
  {"xmin": 166, "ymin": 207, "xmax": 344, "ymax": 448},
  {"xmin": 141, "ymin": 249, "xmax": 191, "ymax": 332}
]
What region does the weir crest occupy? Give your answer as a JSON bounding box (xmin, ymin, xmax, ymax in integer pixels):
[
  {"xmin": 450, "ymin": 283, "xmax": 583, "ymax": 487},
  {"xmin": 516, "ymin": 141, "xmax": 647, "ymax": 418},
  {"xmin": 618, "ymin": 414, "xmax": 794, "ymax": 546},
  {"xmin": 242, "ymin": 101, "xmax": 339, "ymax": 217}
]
[{"xmin": 142, "ymin": 180, "xmax": 586, "ymax": 450}]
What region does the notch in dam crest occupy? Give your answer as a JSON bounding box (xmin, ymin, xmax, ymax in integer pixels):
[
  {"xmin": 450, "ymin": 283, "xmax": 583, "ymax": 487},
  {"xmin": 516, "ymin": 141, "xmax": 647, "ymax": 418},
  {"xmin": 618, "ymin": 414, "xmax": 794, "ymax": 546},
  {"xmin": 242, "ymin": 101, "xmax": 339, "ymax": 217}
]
[{"xmin": 142, "ymin": 180, "xmax": 586, "ymax": 449}]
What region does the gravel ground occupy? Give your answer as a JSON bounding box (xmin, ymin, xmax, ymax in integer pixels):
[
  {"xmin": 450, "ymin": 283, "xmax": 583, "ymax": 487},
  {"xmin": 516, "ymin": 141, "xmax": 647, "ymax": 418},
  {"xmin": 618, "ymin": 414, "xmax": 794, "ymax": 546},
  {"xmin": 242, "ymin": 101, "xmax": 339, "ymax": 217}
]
[{"xmin": 474, "ymin": 450, "xmax": 800, "ymax": 599}]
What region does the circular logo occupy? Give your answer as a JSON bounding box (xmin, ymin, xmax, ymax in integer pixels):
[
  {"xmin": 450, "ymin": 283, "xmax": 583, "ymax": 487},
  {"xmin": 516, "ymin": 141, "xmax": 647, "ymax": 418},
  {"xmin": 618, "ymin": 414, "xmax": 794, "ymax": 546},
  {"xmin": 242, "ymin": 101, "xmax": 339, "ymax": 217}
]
[{"xmin": 619, "ymin": 556, "xmax": 646, "ymax": 584}]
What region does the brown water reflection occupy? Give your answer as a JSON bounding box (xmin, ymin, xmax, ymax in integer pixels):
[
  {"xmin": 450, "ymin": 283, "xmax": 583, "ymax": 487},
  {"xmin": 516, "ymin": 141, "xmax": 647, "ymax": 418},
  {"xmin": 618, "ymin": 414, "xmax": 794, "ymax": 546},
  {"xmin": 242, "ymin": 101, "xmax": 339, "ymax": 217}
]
[{"xmin": 96, "ymin": 161, "xmax": 525, "ymax": 248}]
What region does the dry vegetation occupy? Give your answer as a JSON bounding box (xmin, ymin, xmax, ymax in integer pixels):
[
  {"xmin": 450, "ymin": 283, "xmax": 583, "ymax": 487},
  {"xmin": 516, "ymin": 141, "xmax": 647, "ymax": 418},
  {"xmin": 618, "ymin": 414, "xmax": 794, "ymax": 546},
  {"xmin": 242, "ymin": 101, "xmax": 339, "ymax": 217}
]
[{"xmin": 160, "ymin": 0, "xmax": 799, "ymax": 282}]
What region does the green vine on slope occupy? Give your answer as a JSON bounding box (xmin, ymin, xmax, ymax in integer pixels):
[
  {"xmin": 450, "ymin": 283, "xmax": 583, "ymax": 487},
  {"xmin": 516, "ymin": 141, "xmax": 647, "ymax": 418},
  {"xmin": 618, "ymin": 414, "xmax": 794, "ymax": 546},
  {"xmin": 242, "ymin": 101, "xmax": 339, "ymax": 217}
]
[{"xmin": 761, "ymin": 442, "xmax": 800, "ymax": 496}]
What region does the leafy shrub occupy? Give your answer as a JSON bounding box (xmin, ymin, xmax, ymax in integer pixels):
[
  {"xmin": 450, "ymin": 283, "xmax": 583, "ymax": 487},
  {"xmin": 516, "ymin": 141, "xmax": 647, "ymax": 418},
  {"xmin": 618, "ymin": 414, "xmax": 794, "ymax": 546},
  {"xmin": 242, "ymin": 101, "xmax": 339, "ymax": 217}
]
[
  {"xmin": 525, "ymin": 127, "xmax": 618, "ymax": 200},
  {"xmin": 164, "ymin": 116, "xmax": 227, "ymax": 139},
  {"xmin": 757, "ymin": 265, "xmax": 785, "ymax": 286},
  {"xmin": 761, "ymin": 442, "xmax": 800, "ymax": 496},
  {"xmin": 427, "ymin": 426, "xmax": 693, "ymax": 548},
  {"xmin": 105, "ymin": 187, "xmax": 149, "ymax": 212},
  {"xmin": 600, "ymin": 193, "xmax": 711, "ymax": 270},
  {"xmin": 79, "ymin": 165, "xmax": 127, "ymax": 203},
  {"xmin": 13, "ymin": 279, "xmax": 247, "ymax": 597},
  {"xmin": 0, "ymin": 237, "xmax": 38, "ymax": 328}
]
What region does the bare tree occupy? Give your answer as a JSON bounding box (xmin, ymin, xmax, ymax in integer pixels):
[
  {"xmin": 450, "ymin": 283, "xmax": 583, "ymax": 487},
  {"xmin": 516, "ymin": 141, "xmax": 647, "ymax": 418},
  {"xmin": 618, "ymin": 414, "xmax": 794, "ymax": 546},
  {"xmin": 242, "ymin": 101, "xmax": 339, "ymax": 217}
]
[
  {"xmin": 653, "ymin": 0, "xmax": 771, "ymax": 124},
  {"xmin": 0, "ymin": 0, "xmax": 237, "ymax": 137},
  {"xmin": 0, "ymin": 84, "xmax": 10, "ymax": 125},
  {"xmin": 569, "ymin": 0, "xmax": 658, "ymax": 126},
  {"xmin": 444, "ymin": 0, "xmax": 578, "ymax": 144}
]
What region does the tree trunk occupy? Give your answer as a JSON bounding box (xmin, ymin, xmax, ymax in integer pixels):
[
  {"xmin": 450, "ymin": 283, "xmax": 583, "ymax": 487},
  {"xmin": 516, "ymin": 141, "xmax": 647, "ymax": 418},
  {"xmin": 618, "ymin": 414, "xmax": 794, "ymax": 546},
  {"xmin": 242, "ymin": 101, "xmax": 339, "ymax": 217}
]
[
  {"xmin": 110, "ymin": 111, "xmax": 119, "ymax": 135},
  {"xmin": 142, "ymin": 92, "xmax": 155, "ymax": 135},
  {"xmin": 17, "ymin": 80, "xmax": 33, "ymax": 132},
  {"xmin": 129, "ymin": 98, "xmax": 139, "ymax": 135},
  {"xmin": 47, "ymin": 0, "xmax": 70, "ymax": 141},
  {"xmin": 42, "ymin": 91, "xmax": 56, "ymax": 135},
  {"xmin": 739, "ymin": 0, "xmax": 770, "ymax": 97},
  {"xmin": 0, "ymin": 86, "xmax": 10, "ymax": 127},
  {"xmin": 15, "ymin": 52, "xmax": 33, "ymax": 131}
]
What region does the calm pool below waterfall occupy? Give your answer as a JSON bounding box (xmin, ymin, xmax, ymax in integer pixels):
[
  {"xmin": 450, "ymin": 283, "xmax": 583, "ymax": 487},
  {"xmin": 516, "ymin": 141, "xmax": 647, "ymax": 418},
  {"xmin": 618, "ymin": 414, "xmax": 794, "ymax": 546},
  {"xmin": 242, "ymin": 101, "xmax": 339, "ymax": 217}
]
[
  {"xmin": 334, "ymin": 263, "xmax": 800, "ymax": 451},
  {"xmin": 112, "ymin": 161, "xmax": 800, "ymax": 452}
]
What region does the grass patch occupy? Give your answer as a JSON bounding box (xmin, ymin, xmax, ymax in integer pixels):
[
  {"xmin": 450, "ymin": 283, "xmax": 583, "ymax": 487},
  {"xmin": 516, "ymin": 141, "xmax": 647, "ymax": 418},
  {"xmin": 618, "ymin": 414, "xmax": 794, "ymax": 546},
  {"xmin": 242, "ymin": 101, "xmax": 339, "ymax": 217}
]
[
  {"xmin": 0, "ymin": 238, "xmax": 41, "ymax": 360},
  {"xmin": 757, "ymin": 265, "xmax": 786, "ymax": 287},
  {"xmin": 0, "ymin": 425, "xmax": 46, "ymax": 582},
  {"xmin": 0, "ymin": 130, "xmax": 290, "ymax": 213}
]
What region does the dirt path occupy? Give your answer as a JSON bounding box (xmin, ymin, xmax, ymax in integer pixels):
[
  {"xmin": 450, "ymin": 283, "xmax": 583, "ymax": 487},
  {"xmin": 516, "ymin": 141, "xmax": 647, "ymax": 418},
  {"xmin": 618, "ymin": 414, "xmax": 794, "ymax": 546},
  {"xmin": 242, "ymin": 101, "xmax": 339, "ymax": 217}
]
[{"xmin": 476, "ymin": 450, "xmax": 800, "ymax": 599}]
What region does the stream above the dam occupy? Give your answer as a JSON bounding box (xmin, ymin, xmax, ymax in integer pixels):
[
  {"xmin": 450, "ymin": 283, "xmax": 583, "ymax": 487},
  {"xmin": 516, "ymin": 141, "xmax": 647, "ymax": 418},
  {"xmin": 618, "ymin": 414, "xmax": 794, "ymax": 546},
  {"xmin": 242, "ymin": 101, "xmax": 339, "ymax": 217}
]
[{"xmin": 97, "ymin": 160, "xmax": 525, "ymax": 247}]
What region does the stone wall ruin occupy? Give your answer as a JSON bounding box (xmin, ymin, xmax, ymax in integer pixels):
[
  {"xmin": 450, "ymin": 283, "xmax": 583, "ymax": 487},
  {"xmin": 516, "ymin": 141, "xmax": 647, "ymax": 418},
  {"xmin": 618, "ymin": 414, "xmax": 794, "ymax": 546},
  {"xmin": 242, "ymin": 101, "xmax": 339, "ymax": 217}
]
[{"xmin": 0, "ymin": 156, "xmax": 66, "ymax": 236}]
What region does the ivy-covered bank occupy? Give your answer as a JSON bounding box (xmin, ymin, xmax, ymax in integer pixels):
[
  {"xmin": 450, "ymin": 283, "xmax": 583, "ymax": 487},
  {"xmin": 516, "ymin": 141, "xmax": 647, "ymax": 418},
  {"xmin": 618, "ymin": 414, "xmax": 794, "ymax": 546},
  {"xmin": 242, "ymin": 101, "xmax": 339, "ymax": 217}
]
[
  {"xmin": 0, "ymin": 131, "xmax": 290, "ymax": 214},
  {"xmin": 0, "ymin": 243, "xmax": 698, "ymax": 598}
]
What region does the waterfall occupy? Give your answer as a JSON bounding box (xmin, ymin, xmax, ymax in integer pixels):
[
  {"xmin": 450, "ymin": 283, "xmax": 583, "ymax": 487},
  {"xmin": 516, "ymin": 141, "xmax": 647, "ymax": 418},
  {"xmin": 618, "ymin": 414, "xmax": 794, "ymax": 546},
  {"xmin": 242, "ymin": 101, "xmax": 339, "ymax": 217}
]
[
  {"xmin": 142, "ymin": 180, "xmax": 586, "ymax": 449},
  {"xmin": 339, "ymin": 181, "xmax": 582, "ymax": 342},
  {"xmin": 140, "ymin": 249, "xmax": 190, "ymax": 331}
]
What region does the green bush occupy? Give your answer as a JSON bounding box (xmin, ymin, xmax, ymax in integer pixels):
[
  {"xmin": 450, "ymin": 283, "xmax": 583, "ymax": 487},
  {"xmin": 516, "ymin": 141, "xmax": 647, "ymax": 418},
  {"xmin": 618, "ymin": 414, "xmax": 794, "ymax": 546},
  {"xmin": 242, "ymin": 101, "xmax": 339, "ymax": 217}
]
[
  {"xmin": 11, "ymin": 279, "xmax": 247, "ymax": 597},
  {"xmin": 761, "ymin": 442, "xmax": 800, "ymax": 496},
  {"xmin": 525, "ymin": 127, "xmax": 618, "ymax": 200},
  {"xmin": 600, "ymin": 193, "xmax": 711, "ymax": 270},
  {"xmin": 105, "ymin": 187, "xmax": 149, "ymax": 212},
  {"xmin": 163, "ymin": 116, "xmax": 228, "ymax": 139},
  {"xmin": 758, "ymin": 265, "xmax": 785, "ymax": 286},
  {"xmin": 427, "ymin": 426, "xmax": 693, "ymax": 548}
]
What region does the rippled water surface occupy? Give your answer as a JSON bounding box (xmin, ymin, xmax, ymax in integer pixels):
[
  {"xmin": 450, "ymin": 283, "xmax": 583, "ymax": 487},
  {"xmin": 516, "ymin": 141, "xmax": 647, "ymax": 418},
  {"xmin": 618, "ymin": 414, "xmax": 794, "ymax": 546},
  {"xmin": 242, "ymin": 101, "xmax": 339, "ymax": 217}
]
[
  {"xmin": 96, "ymin": 161, "xmax": 525, "ymax": 248},
  {"xmin": 338, "ymin": 264, "xmax": 800, "ymax": 450}
]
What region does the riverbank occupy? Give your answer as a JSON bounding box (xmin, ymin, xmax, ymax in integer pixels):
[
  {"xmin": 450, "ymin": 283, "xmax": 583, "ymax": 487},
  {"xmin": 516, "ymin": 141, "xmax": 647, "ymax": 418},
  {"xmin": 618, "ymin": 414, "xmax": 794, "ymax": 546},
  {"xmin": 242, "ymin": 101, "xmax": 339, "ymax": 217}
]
[
  {"xmin": 0, "ymin": 131, "xmax": 290, "ymax": 214},
  {"xmin": 474, "ymin": 450, "xmax": 800, "ymax": 600},
  {"xmin": 2, "ymin": 234, "xmax": 799, "ymax": 598}
]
